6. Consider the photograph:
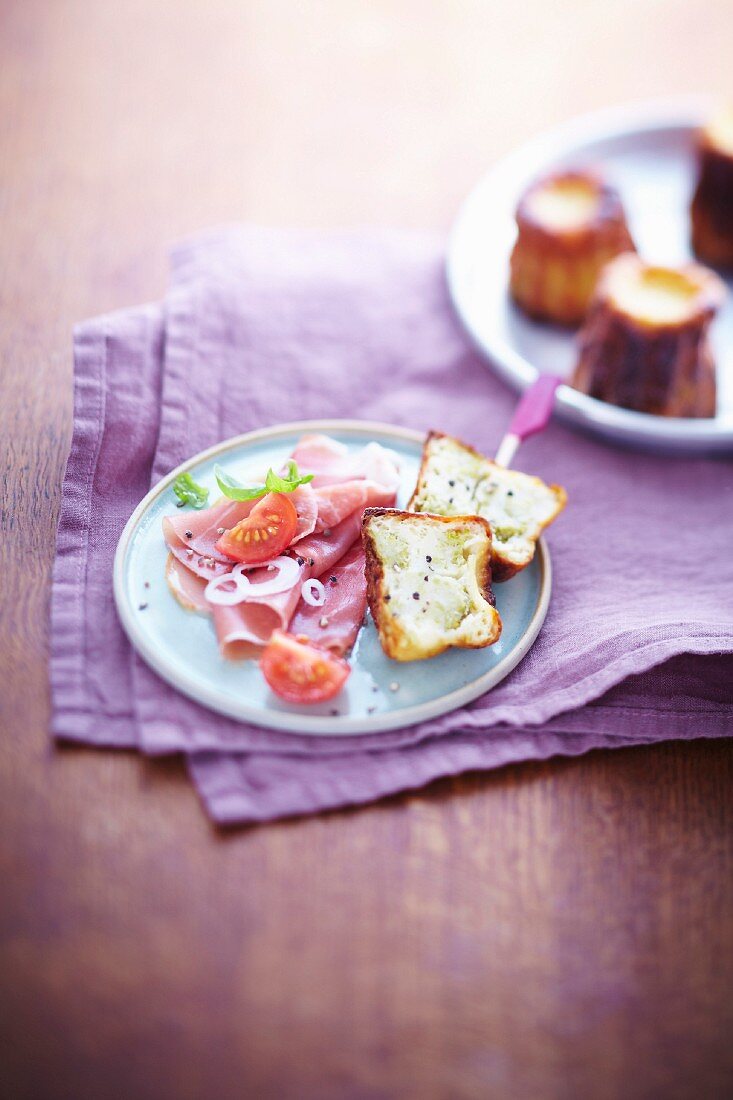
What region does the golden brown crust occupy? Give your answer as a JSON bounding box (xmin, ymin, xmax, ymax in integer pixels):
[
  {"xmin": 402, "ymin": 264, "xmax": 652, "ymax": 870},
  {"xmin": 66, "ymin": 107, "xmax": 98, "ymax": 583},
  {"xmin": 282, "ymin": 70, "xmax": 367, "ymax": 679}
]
[
  {"xmin": 362, "ymin": 508, "xmax": 389, "ymax": 648},
  {"xmin": 361, "ymin": 508, "xmax": 500, "ymax": 661},
  {"xmin": 571, "ymin": 254, "xmax": 725, "ymax": 417},
  {"xmin": 510, "ymin": 170, "xmax": 635, "ymax": 326},
  {"xmin": 407, "ymin": 431, "xmax": 567, "ymax": 581}
]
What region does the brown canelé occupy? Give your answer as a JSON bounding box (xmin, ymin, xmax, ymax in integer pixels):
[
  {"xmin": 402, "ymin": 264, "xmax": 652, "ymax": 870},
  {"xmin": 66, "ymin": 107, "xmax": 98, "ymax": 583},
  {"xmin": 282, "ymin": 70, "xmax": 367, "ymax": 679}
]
[
  {"xmin": 691, "ymin": 109, "xmax": 733, "ymax": 269},
  {"xmin": 571, "ymin": 253, "xmax": 725, "ymax": 417},
  {"xmin": 509, "ymin": 169, "xmax": 635, "ymax": 326}
]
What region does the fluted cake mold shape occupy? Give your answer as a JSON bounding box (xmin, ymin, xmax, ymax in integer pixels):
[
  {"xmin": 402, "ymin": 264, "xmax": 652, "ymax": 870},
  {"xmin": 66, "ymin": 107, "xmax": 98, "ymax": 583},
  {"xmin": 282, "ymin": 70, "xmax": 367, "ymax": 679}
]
[
  {"xmin": 509, "ymin": 169, "xmax": 635, "ymax": 327},
  {"xmin": 571, "ymin": 253, "xmax": 726, "ymax": 418}
]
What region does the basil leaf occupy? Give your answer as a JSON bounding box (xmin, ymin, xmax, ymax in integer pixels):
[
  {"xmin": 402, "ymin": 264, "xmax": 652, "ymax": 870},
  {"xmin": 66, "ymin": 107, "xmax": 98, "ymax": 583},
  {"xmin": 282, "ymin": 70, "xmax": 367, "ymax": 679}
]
[
  {"xmin": 215, "ymin": 461, "xmax": 314, "ymax": 502},
  {"xmin": 264, "ymin": 461, "xmax": 314, "ymax": 493},
  {"xmin": 214, "ymin": 465, "xmax": 268, "ymax": 502},
  {"xmin": 172, "ymin": 472, "xmax": 210, "ymax": 509}
]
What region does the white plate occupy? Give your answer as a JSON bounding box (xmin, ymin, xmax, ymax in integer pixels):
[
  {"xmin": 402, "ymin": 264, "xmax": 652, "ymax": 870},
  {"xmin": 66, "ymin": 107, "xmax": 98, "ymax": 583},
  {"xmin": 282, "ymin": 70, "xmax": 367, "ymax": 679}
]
[
  {"xmin": 114, "ymin": 420, "xmax": 551, "ymax": 736},
  {"xmin": 447, "ymin": 97, "xmax": 733, "ymax": 454}
]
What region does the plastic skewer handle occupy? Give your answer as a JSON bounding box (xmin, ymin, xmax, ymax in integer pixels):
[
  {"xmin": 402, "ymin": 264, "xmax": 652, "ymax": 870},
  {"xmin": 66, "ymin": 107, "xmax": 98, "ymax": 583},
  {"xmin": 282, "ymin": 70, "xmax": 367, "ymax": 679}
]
[{"xmin": 494, "ymin": 375, "xmax": 562, "ymax": 468}]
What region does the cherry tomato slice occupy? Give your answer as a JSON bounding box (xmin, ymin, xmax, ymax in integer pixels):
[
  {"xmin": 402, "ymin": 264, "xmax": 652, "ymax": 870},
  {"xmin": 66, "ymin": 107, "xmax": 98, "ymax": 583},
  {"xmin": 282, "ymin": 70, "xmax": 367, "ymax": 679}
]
[
  {"xmin": 215, "ymin": 493, "xmax": 298, "ymax": 564},
  {"xmin": 260, "ymin": 630, "xmax": 351, "ymax": 704}
]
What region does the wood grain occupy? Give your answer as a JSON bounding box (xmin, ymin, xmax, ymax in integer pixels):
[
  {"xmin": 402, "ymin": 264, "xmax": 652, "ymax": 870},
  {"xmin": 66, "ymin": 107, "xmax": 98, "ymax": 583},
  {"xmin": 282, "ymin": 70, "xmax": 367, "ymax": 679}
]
[{"xmin": 1, "ymin": 2, "xmax": 732, "ymax": 1097}]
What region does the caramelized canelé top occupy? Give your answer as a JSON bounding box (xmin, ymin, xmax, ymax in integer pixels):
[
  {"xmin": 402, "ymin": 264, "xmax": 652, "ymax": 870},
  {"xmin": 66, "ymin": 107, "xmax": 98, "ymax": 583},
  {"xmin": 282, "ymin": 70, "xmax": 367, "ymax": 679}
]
[
  {"xmin": 592, "ymin": 253, "xmax": 725, "ymax": 330},
  {"xmin": 516, "ymin": 169, "xmax": 628, "ymax": 245}
]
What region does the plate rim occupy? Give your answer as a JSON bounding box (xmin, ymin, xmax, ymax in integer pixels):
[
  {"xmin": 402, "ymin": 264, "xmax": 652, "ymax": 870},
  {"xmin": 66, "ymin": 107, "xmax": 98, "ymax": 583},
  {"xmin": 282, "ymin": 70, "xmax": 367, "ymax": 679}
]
[
  {"xmin": 446, "ymin": 95, "xmax": 733, "ymax": 452},
  {"xmin": 113, "ymin": 418, "xmax": 552, "ymax": 737}
]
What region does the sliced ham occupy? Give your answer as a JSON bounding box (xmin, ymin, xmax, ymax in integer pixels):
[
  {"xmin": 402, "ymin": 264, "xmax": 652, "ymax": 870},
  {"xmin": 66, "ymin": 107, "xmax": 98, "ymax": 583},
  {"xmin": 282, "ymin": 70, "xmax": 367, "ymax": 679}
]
[
  {"xmin": 295, "ymin": 507, "xmax": 364, "ymax": 574},
  {"xmin": 212, "ymin": 575, "xmax": 307, "ymax": 660},
  {"xmin": 350, "ymin": 441, "xmax": 402, "ymax": 492},
  {"xmin": 290, "ymin": 482, "xmax": 318, "ymax": 542},
  {"xmin": 163, "ymin": 498, "xmax": 251, "ymax": 579},
  {"xmin": 164, "ymin": 434, "xmax": 399, "ymax": 659},
  {"xmin": 313, "ymin": 479, "xmax": 396, "ymax": 532},
  {"xmin": 289, "ymin": 433, "xmax": 348, "ymax": 477},
  {"xmin": 163, "ymin": 483, "xmax": 317, "ymax": 580},
  {"xmin": 290, "ymin": 544, "xmax": 367, "ymax": 656},
  {"xmin": 165, "ymin": 553, "xmax": 210, "ymax": 613},
  {"xmin": 290, "ymin": 433, "xmax": 401, "ymax": 491},
  {"xmin": 211, "ymin": 508, "xmax": 364, "ymax": 659}
]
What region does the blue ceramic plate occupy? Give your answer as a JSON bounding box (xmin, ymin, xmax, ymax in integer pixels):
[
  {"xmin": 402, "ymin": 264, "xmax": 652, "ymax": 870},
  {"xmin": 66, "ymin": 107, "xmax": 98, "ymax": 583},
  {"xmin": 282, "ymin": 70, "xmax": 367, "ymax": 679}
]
[{"xmin": 113, "ymin": 420, "xmax": 551, "ymax": 736}]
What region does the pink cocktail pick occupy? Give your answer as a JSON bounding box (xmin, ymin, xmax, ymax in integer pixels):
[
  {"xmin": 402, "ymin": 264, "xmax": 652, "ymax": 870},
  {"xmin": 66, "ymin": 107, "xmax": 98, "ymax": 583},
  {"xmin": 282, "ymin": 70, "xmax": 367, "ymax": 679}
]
[{"xmin": 494, "ymin": 374, "xmax": 562, "ymax": 467}]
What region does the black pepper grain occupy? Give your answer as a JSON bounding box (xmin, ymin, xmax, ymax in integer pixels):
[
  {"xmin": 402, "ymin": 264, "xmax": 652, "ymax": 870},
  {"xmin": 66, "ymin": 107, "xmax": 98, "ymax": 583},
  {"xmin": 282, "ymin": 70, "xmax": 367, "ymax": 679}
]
[
  {"xmin": 507, "ymin": 490, "xmax": 514, "ymax": 496},
  {"xmin": 329, "ymin": 575, "xmax": 338, "ymax": 585},
  {"xmin": 425, "ymin": 555, "xmax": 432, "ymax": 563},
  {"xmin": 423, "ymin": 575, "xmax": 429, "ymax": 582},
  {"xmin": 296, "ymin": 556, "xmax": 304, "ymax": 566},
  {"xmin": 412, "ymin": 592, "xmax": 419, "ymax": 600},
  {"xmin": 448, "ymin": 479, "xmax": 455, "ymax": 487},
  {"xmin": 138, "ymin": 603, "xmax": 148, "ymax": 611},
  {"xmin": 185, "ymin": 530, "xmax": 193, "ymax": 539}
]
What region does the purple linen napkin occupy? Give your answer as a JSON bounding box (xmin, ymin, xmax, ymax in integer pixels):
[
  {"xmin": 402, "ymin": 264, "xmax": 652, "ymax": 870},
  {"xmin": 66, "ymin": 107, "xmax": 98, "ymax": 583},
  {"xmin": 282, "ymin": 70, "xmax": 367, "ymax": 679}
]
[
  {"xmin": 50, "ymin": 227, "xmax": 733, "ymax": 823},
  {"xmin": 190, "ymin": 653, "xmax": 733, "ymax": 822},
  {"xmin": 132, "ymin": 227, "xmax": 733, "ymax": 755},
  {"xmin": 51, "ymin": 303, "xmax": 164, "ymax": 748}
]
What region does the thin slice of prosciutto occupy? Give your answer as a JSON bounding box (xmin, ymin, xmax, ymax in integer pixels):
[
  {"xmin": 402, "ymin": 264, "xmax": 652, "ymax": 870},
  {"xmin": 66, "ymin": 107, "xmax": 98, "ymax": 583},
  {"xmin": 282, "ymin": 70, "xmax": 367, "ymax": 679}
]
[
  {"xmin": 165, "ymin": 553, "xmax": 210, "ymax": 612},
  {"xmin": 163, "ymin": 483, "xmax": 318, "ymax": 580},
  {"xmin": 289, "ymin": 544, "xmax": 368, "ymax": 656},
  {"xmin": 290, "ymin": 433, "xmax": 401, "ymax": 490},
  {"xmin": 289, "ymin": 482, "xmax": 318, "ymax": 542},
  {"xmin": 211, "ymin": 507, "xmax": 364, "ymax": 659},
  {"xmin": 163, "ymin": 498, "xmax": 252, "ymax": 580},
  {"xmin": 164, "ymin": 433, "xmax": 400, "ymax": 658},
  {"xmin": 313, "ymin": 479, "xmax": 396, "ymax": 532}
]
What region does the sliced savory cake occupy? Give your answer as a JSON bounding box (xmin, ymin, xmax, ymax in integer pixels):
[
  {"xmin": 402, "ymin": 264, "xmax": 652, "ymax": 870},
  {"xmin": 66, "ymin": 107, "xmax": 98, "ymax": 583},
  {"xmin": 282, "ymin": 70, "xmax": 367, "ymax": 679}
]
[
  {"xmin": 362, "ymin": 508, "xmax": 501, "ymax": 661},
  {"xmin": 407, "ymin": 432, "xmax": 566, "ymax": 582}
]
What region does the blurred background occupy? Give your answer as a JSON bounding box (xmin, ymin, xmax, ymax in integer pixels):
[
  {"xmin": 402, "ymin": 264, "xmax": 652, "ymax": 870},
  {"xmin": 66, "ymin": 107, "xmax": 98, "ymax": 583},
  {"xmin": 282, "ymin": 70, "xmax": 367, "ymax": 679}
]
[{"xmin": 4, "ymin": 0, "xmax": 733, "ymax": 308}]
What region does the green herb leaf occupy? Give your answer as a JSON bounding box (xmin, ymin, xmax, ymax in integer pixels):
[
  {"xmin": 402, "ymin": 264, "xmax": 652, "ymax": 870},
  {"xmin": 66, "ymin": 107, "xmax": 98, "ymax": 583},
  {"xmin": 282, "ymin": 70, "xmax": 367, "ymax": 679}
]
[
  {"xmin": 214, "ymin": 461, "xmax": 314, "ymax": 502},
  {"xmin": 172, "ymin": 472, "xmax": 210, "ymax": 509},
  {"xmin": 265, "ymin": 460, "xmax": 314, "ymax": 493},
  {"xmin": 214, "ymin": 467, "xmax": 267, "ymax": 502}
]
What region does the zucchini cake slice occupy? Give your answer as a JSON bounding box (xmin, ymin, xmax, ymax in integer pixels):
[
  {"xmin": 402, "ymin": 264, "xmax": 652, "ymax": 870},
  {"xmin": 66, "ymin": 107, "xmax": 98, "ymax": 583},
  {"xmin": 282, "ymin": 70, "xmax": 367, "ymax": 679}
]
[
  {"xmin": 408, "ymin": 432, "xmax": 566, "ymax": 581},
  {"xmin": 362, "ymin": 508, "xmax": 501, "ymax": 662}
]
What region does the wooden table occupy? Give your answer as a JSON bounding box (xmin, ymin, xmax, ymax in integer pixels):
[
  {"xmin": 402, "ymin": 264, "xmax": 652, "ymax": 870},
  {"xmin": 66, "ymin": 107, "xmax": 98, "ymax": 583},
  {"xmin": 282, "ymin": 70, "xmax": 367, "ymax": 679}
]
[{"xmin": 2, "ymin": 3, "xmax": 732, "ymax": 1097}]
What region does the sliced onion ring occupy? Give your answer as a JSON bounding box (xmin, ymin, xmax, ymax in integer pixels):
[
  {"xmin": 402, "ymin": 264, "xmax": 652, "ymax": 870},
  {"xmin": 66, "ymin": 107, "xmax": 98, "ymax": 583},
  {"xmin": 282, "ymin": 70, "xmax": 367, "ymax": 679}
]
[
  {"xmin": 205, "ymin": 556, "xmax": 301, "ymax": 606},
  {"xmin": 243, "ymin": 555, "xmax": 301, "ymax": 598},
  {"xmin": 204, "ymin": 569, "xmax": 251, "ymax": 607},
  {"xmin": 301, "ymin": 579, "xmax": 326, "ymax": 607}
]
